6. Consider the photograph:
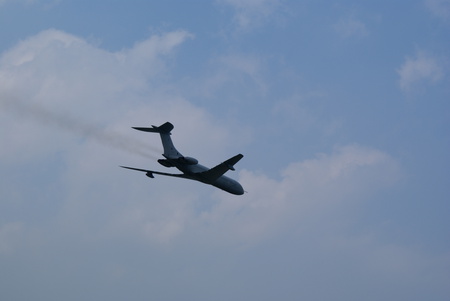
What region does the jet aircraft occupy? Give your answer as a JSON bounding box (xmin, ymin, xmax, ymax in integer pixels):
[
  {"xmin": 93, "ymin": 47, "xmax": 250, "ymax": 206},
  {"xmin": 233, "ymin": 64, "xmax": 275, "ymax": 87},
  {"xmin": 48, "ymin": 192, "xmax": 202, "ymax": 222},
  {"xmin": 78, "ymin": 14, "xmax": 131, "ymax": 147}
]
[{"xmin": 121, "ymin": 122, "xmax": 244, "ymax": 195}]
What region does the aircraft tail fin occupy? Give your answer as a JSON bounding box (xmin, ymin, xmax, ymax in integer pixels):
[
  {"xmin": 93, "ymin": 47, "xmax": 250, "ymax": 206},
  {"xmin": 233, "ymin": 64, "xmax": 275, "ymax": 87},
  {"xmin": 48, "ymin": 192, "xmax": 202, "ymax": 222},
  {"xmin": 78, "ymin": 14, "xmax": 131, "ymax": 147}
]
[{"xmin": 133, "ymin": 122, "xmax": 182, "ymax": 159}]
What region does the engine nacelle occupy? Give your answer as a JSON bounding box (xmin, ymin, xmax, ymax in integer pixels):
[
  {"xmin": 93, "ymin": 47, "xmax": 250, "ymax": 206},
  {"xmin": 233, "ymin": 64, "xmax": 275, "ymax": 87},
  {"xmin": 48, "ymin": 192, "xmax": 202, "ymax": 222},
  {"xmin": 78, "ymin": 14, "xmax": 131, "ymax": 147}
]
[
  {"xmin": 180, "ymin": 156, "xmax": 198, "ymax": 165},
  {"xmin": 158, "ymin": 159, "xmax": 174, "ymax": 168}
]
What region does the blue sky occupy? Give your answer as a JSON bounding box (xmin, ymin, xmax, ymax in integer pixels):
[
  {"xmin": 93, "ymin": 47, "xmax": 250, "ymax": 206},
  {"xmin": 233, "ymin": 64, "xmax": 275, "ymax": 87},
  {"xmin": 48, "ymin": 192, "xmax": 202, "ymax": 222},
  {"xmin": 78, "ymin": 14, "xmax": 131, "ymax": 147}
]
[{"xmin": 0, "ymin": 0, "xmax": 449, "ymax": 300}]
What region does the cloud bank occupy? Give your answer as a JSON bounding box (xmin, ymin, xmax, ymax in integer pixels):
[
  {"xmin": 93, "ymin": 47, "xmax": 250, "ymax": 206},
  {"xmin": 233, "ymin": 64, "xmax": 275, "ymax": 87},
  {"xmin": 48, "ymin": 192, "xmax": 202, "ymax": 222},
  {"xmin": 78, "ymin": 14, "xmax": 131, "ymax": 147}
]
[{"xmin": 1, "ymin": 29, "xmax": 447, "ymax": 301}]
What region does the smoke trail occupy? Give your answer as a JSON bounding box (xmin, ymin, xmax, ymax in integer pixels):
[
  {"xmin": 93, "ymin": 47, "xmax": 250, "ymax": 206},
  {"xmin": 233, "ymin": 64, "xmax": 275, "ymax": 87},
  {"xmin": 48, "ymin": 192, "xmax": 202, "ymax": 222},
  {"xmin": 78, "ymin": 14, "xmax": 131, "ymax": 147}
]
[{"xmin": 1, "ymin": 96, "xmax": 162, "ymax": 160}]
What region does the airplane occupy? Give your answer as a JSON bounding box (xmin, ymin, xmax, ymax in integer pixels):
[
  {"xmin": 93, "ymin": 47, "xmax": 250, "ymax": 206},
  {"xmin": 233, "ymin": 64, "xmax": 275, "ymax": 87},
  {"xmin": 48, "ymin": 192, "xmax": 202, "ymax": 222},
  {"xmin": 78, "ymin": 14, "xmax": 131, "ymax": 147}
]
[{"xmin": 121, "ymin": 122, "xmax": 245, "ymax": 195}]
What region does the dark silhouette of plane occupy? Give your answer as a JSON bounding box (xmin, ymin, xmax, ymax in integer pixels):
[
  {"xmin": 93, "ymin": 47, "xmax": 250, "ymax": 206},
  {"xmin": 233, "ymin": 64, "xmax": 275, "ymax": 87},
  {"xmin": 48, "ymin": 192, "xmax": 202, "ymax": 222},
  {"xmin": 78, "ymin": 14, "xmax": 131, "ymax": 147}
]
[{"xmin": 121, "ymin": 122, "xmax": 244, "ymax": 195}]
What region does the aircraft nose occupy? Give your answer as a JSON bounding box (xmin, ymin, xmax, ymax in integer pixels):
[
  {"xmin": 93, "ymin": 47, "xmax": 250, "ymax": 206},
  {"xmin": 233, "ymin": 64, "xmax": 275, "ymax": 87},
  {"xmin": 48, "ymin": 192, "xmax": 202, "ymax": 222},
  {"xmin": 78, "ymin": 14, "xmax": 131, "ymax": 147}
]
[{"xmin": 233, "ymin": 183, "xmax": 244, "ymax": 195}]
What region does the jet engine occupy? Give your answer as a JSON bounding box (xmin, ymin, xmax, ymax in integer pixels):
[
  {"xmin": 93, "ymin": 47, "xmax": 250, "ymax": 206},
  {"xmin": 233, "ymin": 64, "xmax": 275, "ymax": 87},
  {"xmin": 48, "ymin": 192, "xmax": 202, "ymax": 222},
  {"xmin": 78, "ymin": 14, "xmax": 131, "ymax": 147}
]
[
  {"xmin": 158, "ymin": 159, "xmax": 174, "ymax": 168},
  {"xmin": 180, "ymin": 156, "xmax": 198, "ymax": 165}
]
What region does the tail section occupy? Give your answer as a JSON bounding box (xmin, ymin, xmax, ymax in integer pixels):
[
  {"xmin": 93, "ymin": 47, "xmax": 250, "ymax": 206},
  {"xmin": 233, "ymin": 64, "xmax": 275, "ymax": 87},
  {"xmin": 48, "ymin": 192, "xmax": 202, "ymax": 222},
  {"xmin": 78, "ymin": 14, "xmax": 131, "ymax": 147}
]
[
  {"xmin": 133, "ymin": 122, "xmax": 182, "ymax": 158},
  {"xmin": 133, "ymin": 122, "xmax": 174, "ymax": 134}
]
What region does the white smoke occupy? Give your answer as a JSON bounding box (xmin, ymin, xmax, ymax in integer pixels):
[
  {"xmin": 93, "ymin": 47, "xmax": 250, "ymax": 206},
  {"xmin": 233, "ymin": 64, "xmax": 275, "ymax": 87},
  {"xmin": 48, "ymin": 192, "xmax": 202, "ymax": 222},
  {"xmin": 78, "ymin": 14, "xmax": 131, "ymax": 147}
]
[{"xmin": 1, "ymin": 95, "xmax": 161, "ymax": 160}]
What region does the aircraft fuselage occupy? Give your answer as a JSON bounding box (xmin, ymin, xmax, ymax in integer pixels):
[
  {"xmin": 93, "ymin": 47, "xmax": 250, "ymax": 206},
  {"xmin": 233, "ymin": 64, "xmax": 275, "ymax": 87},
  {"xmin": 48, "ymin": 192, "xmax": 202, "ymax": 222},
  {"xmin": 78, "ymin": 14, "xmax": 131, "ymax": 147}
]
[{"xmin": 168, "ymin": 158, "xmax": 244, "ymax": 195}]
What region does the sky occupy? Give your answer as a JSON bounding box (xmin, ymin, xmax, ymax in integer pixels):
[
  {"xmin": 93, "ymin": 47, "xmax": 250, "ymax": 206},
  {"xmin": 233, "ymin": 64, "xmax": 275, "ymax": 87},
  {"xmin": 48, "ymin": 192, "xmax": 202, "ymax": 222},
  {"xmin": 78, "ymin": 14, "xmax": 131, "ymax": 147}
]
[{"xmin": 0, "ymin": 0, "xmax": 449, "ymax": 300}]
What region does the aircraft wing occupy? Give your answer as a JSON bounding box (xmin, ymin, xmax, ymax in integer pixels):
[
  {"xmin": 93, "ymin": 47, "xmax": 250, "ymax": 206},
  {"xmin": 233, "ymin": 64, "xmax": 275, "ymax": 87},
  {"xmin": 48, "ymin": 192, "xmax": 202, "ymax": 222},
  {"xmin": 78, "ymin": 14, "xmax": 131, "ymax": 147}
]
[
  {"xmin": 120, "ymin": 166, "xmax": 191, "ymax": 179},
  {"xmin": 197, "ymin": 154, "xmax": 243, "ymax": 182}
]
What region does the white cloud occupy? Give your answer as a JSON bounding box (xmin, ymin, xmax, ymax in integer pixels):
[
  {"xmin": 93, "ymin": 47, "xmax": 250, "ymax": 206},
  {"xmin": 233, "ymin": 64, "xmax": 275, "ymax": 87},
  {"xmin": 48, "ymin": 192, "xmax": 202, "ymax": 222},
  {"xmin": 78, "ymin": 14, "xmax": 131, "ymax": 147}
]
[
  {"xmin": 334, "ymin": 16, "xmax": 369, "ymax": 38},
  {"xmin": 426, "ymin": 0, "xmax": 450, "ymax": 20},
  {"xmin": 219, "ymin": 0, "xmax": 284, "ymax": 32},
  {"xmin": 397, "ymin": 51, "xmax": 444, "ymax": 92},
  {"xmin": 0, "ymin": 29, "xmax": 196, "ymax": 162},
  {"xmin": 183, "ymin": 144, "xmax": 401, "ymax": 248},
  {"xmin": 2, "ymin": 28, "xmax": 445, "ymax": 301},
  {"xmin": 53, "ymin": 141, "xmax": 401, "ymax": 248},
  {"xmin": 0, "ymin": 29, "xmax": 245, "ymax": 245},
  {"xmin": 197, "ymin": 53, "xmax": 267, "ymax": 98},
  {"xmin": 0, "ymin": 29, "xmax": 402, "ymax": 247}
]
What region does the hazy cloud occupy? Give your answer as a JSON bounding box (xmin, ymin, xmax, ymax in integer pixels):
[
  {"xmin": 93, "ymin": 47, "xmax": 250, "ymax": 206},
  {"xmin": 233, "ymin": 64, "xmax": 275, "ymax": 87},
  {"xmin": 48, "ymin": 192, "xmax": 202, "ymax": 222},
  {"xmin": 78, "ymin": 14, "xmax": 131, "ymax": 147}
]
[
  {"xmin": 397, "ymin": 51, "xmax": 444, "ymax": 92},
  {"xmin": 197, "ymin": 144, "xmax": 401, "ymax": 247},
  {"xmin": 0, "ymin": 29, "xmax": 193, "ymax": 162},
  {"xmin": 1, "ymin": 26, "xmax": 446, "ymax": 301},
  {"xmin": 426, "ymin": 0, "xmax": 450, "ymax": 20},
  {"xmin": 219, "ymin": 0, "xmax": 285, "ymax": 32},
  {"xmin": 1, "ymin": 29, "xmax": 402, "ymax": 247},
  {"xmin": 197, "ymin": 53, "xmax": 267, "ymax": 98},
  {"xmin": 334, "ymin": 16, "xmax": 369, "ymax": 38}
]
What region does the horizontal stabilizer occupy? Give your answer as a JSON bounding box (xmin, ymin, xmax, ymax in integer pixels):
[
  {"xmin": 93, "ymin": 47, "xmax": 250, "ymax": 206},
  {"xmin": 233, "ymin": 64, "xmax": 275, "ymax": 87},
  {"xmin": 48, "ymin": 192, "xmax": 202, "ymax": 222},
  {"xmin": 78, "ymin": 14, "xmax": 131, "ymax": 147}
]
[{"xmin": 133, "ymin": 122, "xmax": 174, "ymax": 134}]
